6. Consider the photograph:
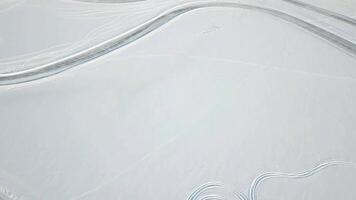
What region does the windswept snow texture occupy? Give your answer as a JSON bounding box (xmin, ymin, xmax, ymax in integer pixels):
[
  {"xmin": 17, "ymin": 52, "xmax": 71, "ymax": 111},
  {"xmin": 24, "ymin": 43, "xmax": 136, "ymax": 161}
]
[{"xmin": 0, "ymin": 0, "xmax": 356, "ymax": 200}]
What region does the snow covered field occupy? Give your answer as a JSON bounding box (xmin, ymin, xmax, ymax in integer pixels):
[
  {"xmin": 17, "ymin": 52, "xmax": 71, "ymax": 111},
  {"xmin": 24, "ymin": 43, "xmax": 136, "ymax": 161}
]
[{"xmin": 0, "ymin": 0, "xmax": 356, "ymax": 199}]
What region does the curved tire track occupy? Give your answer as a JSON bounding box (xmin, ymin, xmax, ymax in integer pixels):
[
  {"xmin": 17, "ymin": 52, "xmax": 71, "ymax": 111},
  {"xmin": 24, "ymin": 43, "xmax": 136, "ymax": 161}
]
[{"xmin": 1, "ymin": 1, "xmax": 356, "ymax": 85}]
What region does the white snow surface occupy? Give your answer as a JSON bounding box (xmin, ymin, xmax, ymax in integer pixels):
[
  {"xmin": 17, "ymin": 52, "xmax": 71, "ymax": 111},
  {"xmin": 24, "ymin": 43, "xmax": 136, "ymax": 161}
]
[{"xmin": 0, "ymin": 0, "xmax": 356, "ymax": 199}]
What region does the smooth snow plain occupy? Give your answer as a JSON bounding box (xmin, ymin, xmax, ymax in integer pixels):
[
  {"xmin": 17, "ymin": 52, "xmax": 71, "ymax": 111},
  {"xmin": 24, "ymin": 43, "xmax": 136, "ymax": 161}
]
[{"xmin": 0, "ymin": 0, "xmax": 356, "ymax": 199}]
